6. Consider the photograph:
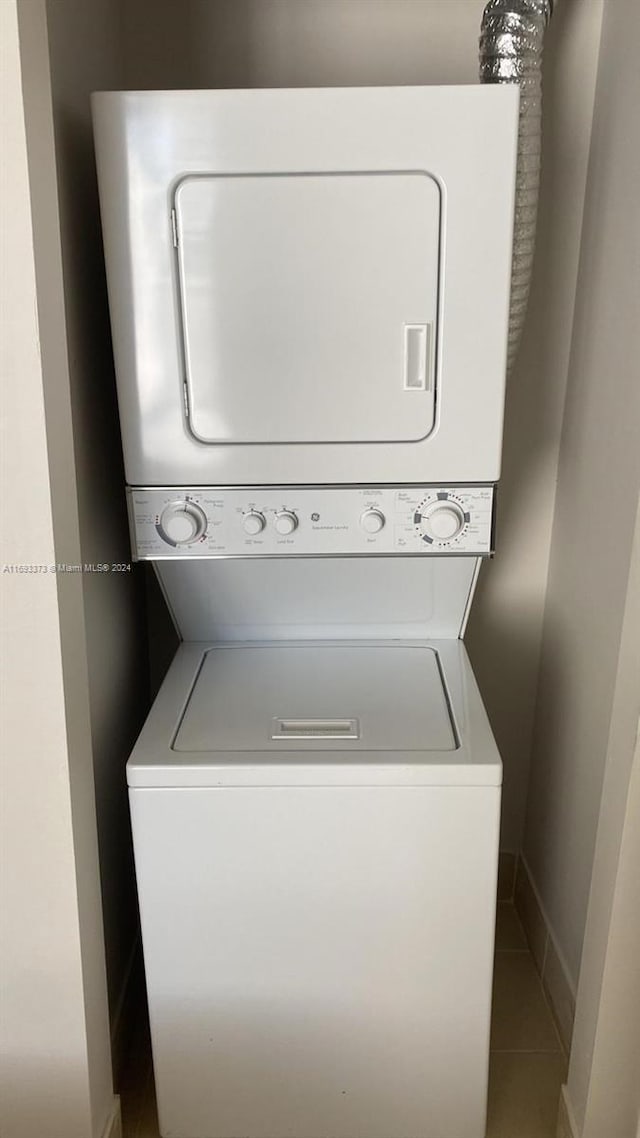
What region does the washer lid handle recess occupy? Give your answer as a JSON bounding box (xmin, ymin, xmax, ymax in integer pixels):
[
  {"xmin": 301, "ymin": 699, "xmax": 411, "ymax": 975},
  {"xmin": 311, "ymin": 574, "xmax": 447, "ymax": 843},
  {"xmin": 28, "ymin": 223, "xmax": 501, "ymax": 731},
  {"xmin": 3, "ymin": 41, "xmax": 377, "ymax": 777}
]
[{"xmin": 271, "ymin": 717, "xmax": 360, "ymax": 740}]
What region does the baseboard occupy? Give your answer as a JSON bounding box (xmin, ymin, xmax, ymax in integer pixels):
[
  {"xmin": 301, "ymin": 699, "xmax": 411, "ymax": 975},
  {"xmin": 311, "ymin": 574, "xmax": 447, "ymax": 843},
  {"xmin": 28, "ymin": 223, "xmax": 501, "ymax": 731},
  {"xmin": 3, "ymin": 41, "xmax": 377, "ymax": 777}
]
[
  {"xmin": 100, "ymin": 1096, "xmax": 122, "ymax": 1138},
  {"xmin": 514, "ymin": 855, "xmax": 577, "ymax": 1054},
  {"xmin": 557, "ymin": 1084, "xmax": 579, "ymax": 1138}
]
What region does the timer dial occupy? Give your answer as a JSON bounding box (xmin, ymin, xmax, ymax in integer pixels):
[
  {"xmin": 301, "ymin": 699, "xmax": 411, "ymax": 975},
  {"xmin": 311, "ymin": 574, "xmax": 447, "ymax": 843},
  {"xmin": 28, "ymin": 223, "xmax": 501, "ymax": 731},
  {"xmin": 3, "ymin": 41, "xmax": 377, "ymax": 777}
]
[
  {"xmin": 426, "ymin": 504, "xmax": 465, "ymax": 540},
  {"xmin": 159, "ymin": 501, "xmax": 207, "ymax": 546},
  {"xmin": 414, "ymin": 498, "xmax": 467, "ymax": 543}
]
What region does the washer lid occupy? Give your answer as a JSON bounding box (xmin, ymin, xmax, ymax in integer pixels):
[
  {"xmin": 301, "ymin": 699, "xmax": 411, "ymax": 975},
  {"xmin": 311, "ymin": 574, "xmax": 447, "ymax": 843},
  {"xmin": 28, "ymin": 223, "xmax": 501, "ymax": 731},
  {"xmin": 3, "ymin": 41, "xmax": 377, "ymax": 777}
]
[
  {"xmin": 173, "ymin": 643, "xmax": 456, "ymax": 753},
  {"xmin": 175, "ymin": 171, "xmax": 440, "ymax": 445},
  {"xmin": 127, "ymin": 640, "xmax": 503, "ymax": 787}
]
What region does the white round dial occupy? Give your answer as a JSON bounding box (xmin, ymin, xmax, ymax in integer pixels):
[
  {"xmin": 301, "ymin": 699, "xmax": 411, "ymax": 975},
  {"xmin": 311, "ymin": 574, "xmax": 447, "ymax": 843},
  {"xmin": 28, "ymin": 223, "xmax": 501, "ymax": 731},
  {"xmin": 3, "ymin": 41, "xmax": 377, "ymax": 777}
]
[
  {"xmin": 424, "ymin": 502, "xmax": 465, "ymax": 541},
  {"xmin": 243, "ymin": 511, "xmax": 266, "ymax": 536},
  {"xmin": 274, "ymin": 511, "xmax": 298, "ymax": 536},
  {"xmin": 159, "ymin": 501, "xmax": 207, "ymax": 546},
  {"xmin": 360, "ymin": 508, "xmax": 386, "ymax": 535}
]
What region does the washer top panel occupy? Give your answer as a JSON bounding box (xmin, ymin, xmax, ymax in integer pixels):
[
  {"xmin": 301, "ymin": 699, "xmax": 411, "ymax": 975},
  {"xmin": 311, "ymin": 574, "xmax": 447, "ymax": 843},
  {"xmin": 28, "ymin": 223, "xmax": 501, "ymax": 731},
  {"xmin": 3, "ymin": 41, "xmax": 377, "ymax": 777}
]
[
  {"xmin": 127, "ymin": 640, "xmax": 502, "ymax": 787},
  {"xmin": 174, "ymin": 643, "xmax": 456, "ymax": 753}
]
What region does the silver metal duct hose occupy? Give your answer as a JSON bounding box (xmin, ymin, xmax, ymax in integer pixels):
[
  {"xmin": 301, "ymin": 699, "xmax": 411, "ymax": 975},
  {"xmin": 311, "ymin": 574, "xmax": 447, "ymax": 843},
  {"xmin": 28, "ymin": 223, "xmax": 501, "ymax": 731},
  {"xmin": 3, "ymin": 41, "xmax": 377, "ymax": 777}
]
[{"xmin": 479, "ymin": 0, "xmax": 554, "ymax": 373}]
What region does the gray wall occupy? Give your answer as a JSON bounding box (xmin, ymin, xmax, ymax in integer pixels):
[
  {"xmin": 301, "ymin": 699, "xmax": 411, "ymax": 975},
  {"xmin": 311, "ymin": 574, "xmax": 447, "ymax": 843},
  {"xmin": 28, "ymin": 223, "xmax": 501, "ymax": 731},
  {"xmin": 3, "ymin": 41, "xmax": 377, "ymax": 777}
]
[
  {"xmin": 523, "ymin": 0, "xmax": 640, "ymax": 989},
  {"xmin": 567, "ymin": 500, "xmax": 640, "ymax": 1136},
  {"xmin": 1, "ymin": 2, "xmax": 117, "ymax": 1134},
  {"xmin": 121, "ymin": 0, "xmax": 604, "ymax": 851},
  {"xmin": 44, "ymin": 0, "xmax": 150, "ymax": 1043}
]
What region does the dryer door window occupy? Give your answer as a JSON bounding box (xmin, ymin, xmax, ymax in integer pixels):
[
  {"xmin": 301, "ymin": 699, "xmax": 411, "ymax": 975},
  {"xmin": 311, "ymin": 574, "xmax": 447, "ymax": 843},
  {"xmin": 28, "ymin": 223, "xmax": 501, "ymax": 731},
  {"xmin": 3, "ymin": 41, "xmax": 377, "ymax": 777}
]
[{"xmin": 174, "ymin": 172, "xmax": 441, "ymax": 446}]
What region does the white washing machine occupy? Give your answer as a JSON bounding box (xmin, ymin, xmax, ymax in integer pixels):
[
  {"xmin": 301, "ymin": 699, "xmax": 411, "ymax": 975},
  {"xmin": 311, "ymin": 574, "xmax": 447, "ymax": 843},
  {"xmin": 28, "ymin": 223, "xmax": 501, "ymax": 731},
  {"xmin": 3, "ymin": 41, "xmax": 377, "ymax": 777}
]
[
  {"xmin": 123, "ymin": 552, "xmax": 501, "ymax": 1138},
  {"xmin": 92, "ymin": 85, "xmax": 518, "ymax": 1138},
  {"xmin": 128, "ymin": 639, "xmax": 500, "ymax": 1138}
]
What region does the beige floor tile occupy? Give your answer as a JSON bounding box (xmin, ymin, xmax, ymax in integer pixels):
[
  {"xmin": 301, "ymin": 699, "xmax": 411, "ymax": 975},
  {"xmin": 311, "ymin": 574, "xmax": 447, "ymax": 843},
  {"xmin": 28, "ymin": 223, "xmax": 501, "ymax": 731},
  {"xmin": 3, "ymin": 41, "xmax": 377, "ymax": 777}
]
[
  {"xmin": 495, "ymin": 902, "xmax": 529, "ymax": 952},
  {"xmin": 487, "ymin": 1052, "xmax": 567, "ymax": 1138},
  {"xmin": 491, "ymin": 952, "xmax": 561, "ymax": 1052}
]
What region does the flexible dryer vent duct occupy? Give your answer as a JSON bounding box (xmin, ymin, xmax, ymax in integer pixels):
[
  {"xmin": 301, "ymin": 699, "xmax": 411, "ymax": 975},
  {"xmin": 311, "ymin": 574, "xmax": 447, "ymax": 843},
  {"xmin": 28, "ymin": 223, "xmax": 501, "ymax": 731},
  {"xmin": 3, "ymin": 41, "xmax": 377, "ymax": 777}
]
[{"xmin": 479, "ymin": 0, "xmax": 554, "ymax": 373}]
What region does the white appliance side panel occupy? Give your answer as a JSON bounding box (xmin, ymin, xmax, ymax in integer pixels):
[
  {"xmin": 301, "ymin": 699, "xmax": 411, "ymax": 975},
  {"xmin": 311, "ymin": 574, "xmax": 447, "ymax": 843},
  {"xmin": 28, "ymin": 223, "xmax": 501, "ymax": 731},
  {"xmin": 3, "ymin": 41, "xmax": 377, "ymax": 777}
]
[
  {"xmin": 92, "ymin": 86, "xmax": 518, "ymax": 486},
  {"xmin": 130, "ymin": 784, "xmax": 500, "ymax": 1138},
  {"xmin": 154, "ymin": 556, "xmax": 480, "ymax": 642},
  {"xmin": 175, "ymin": 172, "xmax": 439, "ymax": 445}
]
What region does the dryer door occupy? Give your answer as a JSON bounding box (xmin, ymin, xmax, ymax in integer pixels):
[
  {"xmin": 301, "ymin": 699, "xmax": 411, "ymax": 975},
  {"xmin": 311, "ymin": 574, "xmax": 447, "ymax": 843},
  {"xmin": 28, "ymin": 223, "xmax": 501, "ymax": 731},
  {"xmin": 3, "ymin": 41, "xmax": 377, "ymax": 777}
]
[{"xmin": 174, "ymin": 172, "xmax": 440, "ymax": 446}]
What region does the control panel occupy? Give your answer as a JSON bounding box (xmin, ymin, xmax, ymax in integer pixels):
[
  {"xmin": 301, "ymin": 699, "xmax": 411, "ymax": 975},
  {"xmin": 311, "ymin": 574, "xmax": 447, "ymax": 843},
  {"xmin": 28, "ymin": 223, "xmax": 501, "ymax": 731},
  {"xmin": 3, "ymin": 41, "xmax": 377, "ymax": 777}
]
[{"xmin": 128, "ymin": 486, "xmax": 495, "ymax": 560}]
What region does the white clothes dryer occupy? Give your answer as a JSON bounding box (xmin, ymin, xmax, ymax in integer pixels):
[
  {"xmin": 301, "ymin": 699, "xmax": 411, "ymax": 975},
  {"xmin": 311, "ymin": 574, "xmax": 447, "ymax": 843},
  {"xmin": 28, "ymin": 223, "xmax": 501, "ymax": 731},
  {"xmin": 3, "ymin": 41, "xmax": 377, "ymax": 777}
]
[{"xmin": 92, "ymin": 86, "xmax": 518, "ymax": 490}]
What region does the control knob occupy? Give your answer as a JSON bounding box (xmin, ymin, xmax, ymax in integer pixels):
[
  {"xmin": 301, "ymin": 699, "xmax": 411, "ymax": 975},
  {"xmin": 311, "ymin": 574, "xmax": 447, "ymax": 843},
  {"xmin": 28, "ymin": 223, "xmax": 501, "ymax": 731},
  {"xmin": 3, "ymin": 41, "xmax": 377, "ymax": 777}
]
[
  {"xmin": 423, "ymin": 502, "xmax": 466, "ymax": 542},
  {"xmin": 159, "ymin": 500, "xmax": 207, "ymax": 546},
  {"xmin": 360, "ymin": 509, "xmax": 386, "ymax": 535},
  {"xmin": 243, "ymin": 511, "xmax": 266, "ymax": 536},
  {"xmin": 274, "ymin": 511, "xmax": 298, "ymax": 536}
]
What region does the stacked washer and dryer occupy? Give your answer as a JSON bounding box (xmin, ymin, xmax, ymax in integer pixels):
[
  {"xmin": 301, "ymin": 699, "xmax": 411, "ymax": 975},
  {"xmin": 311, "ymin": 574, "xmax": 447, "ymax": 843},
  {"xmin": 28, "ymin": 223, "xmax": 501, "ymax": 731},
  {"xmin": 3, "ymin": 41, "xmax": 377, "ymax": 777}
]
[{"xmin": 93, "ymin": 86, "xmax": 518, "ymax": 1138}]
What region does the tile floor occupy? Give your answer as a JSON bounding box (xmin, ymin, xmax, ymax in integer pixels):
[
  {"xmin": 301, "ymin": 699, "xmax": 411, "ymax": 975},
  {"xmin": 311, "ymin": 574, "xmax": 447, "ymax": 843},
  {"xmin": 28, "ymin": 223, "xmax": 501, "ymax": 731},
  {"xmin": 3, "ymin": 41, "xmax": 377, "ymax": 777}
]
[{"xmin": 120, "ymin": 903, "xmax": 566, "ymax": 1138}]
